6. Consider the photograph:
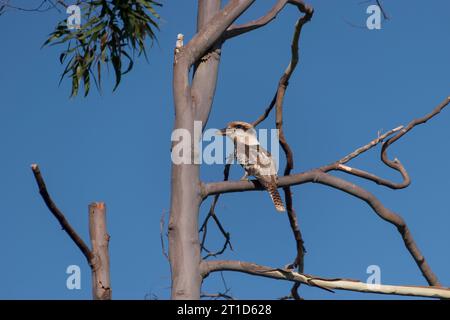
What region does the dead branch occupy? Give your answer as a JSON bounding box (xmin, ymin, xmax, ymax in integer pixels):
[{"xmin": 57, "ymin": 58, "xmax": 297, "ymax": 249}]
[
  {"xmin": 203, "ymin": 169, "xmax": 441, "ymax": 286},
  {"xmin": 246, "ymin": 5, "xmax": 313, "ymax": 299},
  {"xmin": 337, "ymin": 126, "xmax": 404, "ymax": 165},
  {"xmin": 31, "ymin": 164, "xmax": 112, "ymax": 299},
  {"xmin": 31, "ymin": 164, "xmax": 93, "ymax": 263},
  {"xmin": 318, "ymin": 97, "xmax": 450, "ymax": 188},
  {"xmin": 270, "ymin": 15, "xmax": 312, "ymax": 298},
  {"xmin": 201, "ymin": 291, "xmax": 235, "ymax": 300},
  {"xmin": 224, "ymin": 0, "xmax": 313, "ymax": 40},
  {"xmin": 201, "ymin": 260, "xmax": 450, "ymax": 299},
  {"xmin": 252, "ymin": 6, "xmax": 313, "ymax": 127},
  {"xmin": 365, "ymin": 0, "xmax": 389, "ymax": 20},
  {"xmin": 375, "ymin": 0, "xmax": 389, "ymax": 20},
  {"xmin": 203, "ymin": 97, "xmax": 450, "ymax": 288},
  {"xmin": 319, "ymin": 124, "xmax": 411, "ymax": 189},
  {"xmin": 380, "ymin": 96, "xmax": 450, "ymax": 185},
  {"xmin": 89, "ymin": 202, "xmax": 112, "ymax": 300},
  {"xmin": 1, "ymin": 0, "xmax": 64, "ymax": 12},
  {"xmin": 200, "ymin": 272, "xmax": 235, "ymax": 300}
]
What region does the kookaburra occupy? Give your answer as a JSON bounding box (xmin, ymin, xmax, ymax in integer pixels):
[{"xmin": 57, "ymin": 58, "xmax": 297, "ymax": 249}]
[{"xmin": 218, "ymin": 121, "xmax": 286, "ymax": 212}]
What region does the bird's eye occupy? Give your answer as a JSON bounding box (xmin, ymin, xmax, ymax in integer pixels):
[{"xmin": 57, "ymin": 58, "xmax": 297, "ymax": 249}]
[{"xmin": 235, "ymin": 125, "xmax": 242, "ymax": 129}]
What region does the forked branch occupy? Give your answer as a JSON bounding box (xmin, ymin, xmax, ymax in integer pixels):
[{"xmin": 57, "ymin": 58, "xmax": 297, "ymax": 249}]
[
  {"xmin": 204, "ymin": 98, "xmax": 450, "ymax": 287},
  {"xmin": 223, "ymin": 0, "xmax": 313, "ymax": 40}
]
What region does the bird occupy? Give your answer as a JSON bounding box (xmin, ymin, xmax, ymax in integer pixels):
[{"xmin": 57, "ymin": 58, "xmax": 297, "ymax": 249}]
[
  {"xmin": 217, "ymin": 121, "xmax": 286, "ymax": 212},
  {"xmin": 175, "ymin": 33, "xmax": 184, "ymax": 52}
]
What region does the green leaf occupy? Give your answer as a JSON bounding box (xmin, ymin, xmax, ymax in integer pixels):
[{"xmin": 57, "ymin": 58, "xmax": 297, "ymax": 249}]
[
  {"xmin": 45, "ymin": 0, "xmax": 161, "ymax": 97},
  {"xmin": 111, "ymin": 54, "xmax": 122, "ymax": 91}
]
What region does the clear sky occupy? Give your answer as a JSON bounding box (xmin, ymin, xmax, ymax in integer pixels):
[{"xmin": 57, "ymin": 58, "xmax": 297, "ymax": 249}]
[{"xmin": 1, "ymin": 0, "xmax": 450, "ymax": 300}]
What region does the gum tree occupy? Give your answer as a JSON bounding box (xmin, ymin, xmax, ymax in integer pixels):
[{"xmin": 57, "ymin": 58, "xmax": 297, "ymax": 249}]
[
  {"xmin": 168, "ymin": 0, "xmax": 449, "ymax": 300},
  {"xmin": 5, "ymin": 0, "xmax": 449, "ymax": 299}
]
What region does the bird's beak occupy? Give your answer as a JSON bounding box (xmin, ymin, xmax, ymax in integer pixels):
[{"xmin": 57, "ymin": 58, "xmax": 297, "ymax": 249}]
[{"xmin": 216, "ymin": 128, "xmax": 227, "ymax": 136}]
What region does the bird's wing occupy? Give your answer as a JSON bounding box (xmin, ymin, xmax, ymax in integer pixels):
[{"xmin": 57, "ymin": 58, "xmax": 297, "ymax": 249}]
[{"xmin": 255, "ymin": 145, "xmax": 278, "ymax": 178}]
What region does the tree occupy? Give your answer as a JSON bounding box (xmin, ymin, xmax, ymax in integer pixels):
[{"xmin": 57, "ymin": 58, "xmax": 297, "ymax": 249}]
[
  {"xmin": 167, "ymin": 0, "xmax": 449, "ymax": 300},
  {"xmin": 5, "ymin": 0, "xmax": 450, "ymax": 300}
]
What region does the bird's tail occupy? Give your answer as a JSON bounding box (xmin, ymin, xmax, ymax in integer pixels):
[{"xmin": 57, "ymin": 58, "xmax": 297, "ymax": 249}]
[{"xmin": 266, "ymin": 184, "xmax": 286, "ymax": 213}]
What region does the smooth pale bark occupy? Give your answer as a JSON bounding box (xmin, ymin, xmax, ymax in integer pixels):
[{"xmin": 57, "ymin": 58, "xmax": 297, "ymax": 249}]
[
  {"xmin": 89, "ymin": 202, "xmax": 112, "ymax": 300},
  {"xmin": 202, "ymin": 260, "xmax": 450, "ymax": 299},
  {"xmin": 192, "ymin": 0, "xmax": 222, "ymax": 128},
  {"xmin": 169, "ymin": 0, "xmax": 256, "ymax": 300},
  {"xmin": 168, "ymin": 0, "xmax": 222, "ymax": 300},
  {"xmin": 168, "ymin": 0, "xmax": 316, "ymax": 299}
]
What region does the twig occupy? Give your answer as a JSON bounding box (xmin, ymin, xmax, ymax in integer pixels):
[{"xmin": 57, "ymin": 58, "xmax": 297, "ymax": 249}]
[
  {"xmin": 375, "ymin": 0, "xmax": 389, "ymax": 20},
  {"xmin": 319, "ymin": 125, "xmax": 410, "ymax": 189},
  {"xmin": 200, "ymin": 164, "xmax": 232, "ymax": 254},
  {"xmin": 200, "ymin": 163, "xmax": 233, "ymax": 259},
  {"xmin": 201, "ymin": 290, "xmax": 235, "ymax": 300},
  {"xmin": 160, "ymin": 210, "xmax": 169, "ymax": 260},
  {"xmin": 201, "ymin": 269, "xmax": 235, "ymax": 299},
  {"xmin": 2, "ymin": 0, "xmax": 64, "ymax": 12},
  {"xmin": 337, "ymin": 126, "xmax": 404, "ymax": 165}
]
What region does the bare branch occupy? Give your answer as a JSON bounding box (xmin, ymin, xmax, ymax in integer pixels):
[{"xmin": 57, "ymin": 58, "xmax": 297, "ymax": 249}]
[
  {"xmin": 375, "ymin": 0, "xmax": 389, "ymax": 20},
  {"xmin": 267, "ymin": 15, "xmax": 313, "ymax": 298},
  {"xmin": 252, "ymin": 93, "xmax": 277, "ymax": 128},
  {"xmin": 1, "ymin": 0, "xmax": 64, "ymax": 13},
  {"xmin": 200, "ymin": 198, "xmax": 234, "ymax": 259},
  {"xmin": 201, "ymin": 260, "xmax": 450, "ymax": 299},
  {"xmin": 252, "ymin": 6, "xmax": 313, "ymax": 127},
  {"xmin": 322, "ymin": 96, "xmax": 450, "ymax": 188},
  {"xmin": 337, "ymin": 125, "xmax": 404, "ymax": 165},
  {"xmin": 319, "ymin": 125, "xmax": 411, "ymax": 189},
  {"xmin": 200, "ymin": 164, "xmax": 233, "ymax": 259},
  {"xmin": 380, "ymin": 96, "xmax": 450, "ymax": 184},
  {"xmin": 206, "ymin": 96, "xmax": 450, "ymax": 196},
  {"xmin": 224, "ymin": 0, "xmax": 313, "ymax": 40},
  {"xmin": 224, "ymin": 0, "xmax": 288, "ymax": 40},
  {"xmin": 201, "ymin": 291, "xmax": 235, "ymax": 300},
  {"xmin": 204, "ymin": 169, "xmax": 441, "ymax": 286},
  {"xmin": 31, "ymin": 164, "xmax": 112, "ymax": 299},
  {"xmin": 31, "ymin": 164, "xmax": 93, "ymax": 263},
  {"xmin": 334, "ymin": 163, "xmax": 409, "ymax": 189},
  {"xmin": 201, "ymin": 271, "xmax": 235, "ymax": 300}
]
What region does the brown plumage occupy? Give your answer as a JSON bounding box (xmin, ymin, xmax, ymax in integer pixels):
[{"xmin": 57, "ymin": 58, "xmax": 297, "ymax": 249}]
[{"xmin": 218, "ymin": 121, "xmax": 286, "ymax": 213}]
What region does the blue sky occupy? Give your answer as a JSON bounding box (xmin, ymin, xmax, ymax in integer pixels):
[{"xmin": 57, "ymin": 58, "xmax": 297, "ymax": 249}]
[{"xmin": 1, "ymin": 0, "xmax": 450, "ymax": 300}]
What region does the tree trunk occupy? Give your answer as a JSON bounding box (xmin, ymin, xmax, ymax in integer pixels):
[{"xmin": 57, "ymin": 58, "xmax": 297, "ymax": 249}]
[{"xmin": 168, "ymin": 0, "xmax": 222, "ymax": 300}]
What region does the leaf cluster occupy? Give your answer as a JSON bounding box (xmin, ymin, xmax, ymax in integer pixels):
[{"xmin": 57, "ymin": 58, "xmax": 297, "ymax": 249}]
[{"xmin": 44, "ymin": 0, "xmax": 161, "ymax": 97}]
